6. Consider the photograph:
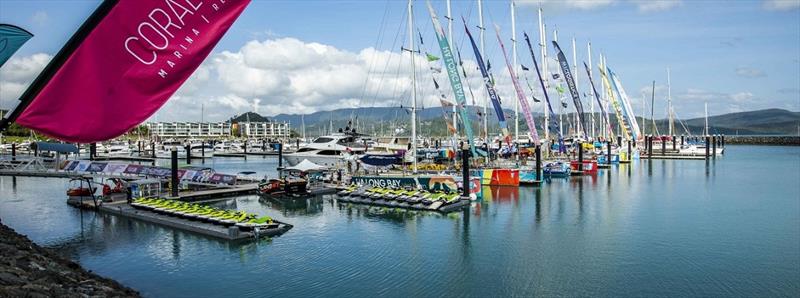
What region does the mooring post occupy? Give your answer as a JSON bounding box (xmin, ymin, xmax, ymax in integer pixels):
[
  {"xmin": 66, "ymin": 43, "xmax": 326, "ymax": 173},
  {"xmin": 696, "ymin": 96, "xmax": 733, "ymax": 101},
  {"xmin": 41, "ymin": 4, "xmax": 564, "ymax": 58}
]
[
  {"xmin": 681, "ymin": 135, "xmax": 685, "ymax": 146},
  {"xmin": 661, "ymin": 136, "xmax": 666, "ymax": 155},
  {"xmin": 672, "ymin": 135, "xmax": 676, "ymax": 151},
  {"xmin": 171, "ymin": 148, "xmax": 178, "ymax": 198},
  {"xmin": 721, "ymin": 134, "xmax": 725, "ymax": 149},
  {"xmin": 461, "ymin": 144, "xmax": 470, "ymax": 198},
  {"xmin": 295, "ymin": 138, "xmax": 299, "ymax": 150},
  {"xmin": 606, "ymin": 140, "xmax": 612, "ymax": 164},
  {"xmin": 11, "ymin": 143, "xmax": 16, "ymax": 161},
  {"xmin": 535, "ymin": 145, "xmax": 542, "ymax": 181},
  {"xmin": 627, "ymin": 139, "xmax": 632, "ymax": 162},
  {"xmin": 243, "ymin": 141, "xmax": 247, "ymax": 154},
  {"xmin": 617, "ymin": 136, "xmax": 622, "ymax": 148},
  {"xmin": 712, "ymin": 135, "xmax": 717, "ymax": 157},
  {"xmin": 151, "ymin": 142, "xmax": 155, "ymax": 158},
  {"xmin": 90, "ymin": 143, "xmax": 96, "ymax": 160},
  {"xmin": 138, "ymin": 141, "xmax": 142, "ymax": 156},
  {"xmin": 648, "ymin": 135, "xmax": 653, "ymax": 159},
  {"xmin": 578, "ymin": 141, "xmax": 584, "ymax": 165},
  {"xmin": 277, "ymin": 143, "xmax": 283, "ymax": 177},
  {"xmin": 705, "ymin": 136, "xmax": 711, "ymax": 159},
  {"xmin": 185, "ymin": 144, "xmax": 191, "ymax": 164}
]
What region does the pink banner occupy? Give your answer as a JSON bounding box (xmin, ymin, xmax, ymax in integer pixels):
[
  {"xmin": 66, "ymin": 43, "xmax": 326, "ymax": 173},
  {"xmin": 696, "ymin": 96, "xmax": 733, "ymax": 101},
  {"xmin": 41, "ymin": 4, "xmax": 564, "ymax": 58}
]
[{"xmin": 16, "ymin": 0, "xmax": 250, "ymax": 142}]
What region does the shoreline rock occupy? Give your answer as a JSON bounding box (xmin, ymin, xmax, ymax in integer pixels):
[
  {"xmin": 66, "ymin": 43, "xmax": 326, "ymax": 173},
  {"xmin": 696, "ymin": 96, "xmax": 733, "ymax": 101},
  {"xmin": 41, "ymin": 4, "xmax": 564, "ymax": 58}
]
[{"xmin": 0, "ymin": 220, "xmax": 139, "ymax": 297}]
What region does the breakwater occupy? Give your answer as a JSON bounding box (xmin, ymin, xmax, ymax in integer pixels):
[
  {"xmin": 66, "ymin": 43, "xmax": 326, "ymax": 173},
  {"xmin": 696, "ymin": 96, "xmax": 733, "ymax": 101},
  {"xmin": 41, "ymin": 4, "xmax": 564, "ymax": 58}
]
[
  {"xmin": 725, "ymin": 135, "xmax": 800, "ymax": 146},
  {"xmin": 0, "ymin": 221, "xmax": 139, "ymax": 297}
]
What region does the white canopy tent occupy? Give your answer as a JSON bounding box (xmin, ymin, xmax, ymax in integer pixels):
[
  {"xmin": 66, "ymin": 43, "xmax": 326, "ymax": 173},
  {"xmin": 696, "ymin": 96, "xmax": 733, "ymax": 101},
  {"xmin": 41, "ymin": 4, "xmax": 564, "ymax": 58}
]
[{"xmin": 284, "ymin": 159, "xmax": 328, "ymax": 173}]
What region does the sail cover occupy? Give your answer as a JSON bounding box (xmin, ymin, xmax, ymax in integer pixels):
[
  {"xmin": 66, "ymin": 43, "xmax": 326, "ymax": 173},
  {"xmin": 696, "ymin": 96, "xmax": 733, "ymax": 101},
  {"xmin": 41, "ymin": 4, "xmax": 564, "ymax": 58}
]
[
  {"xmin": 494, "ymin": 24, "xmax": 539, "ymax": 144},
  {"xmin": 0, "ymin": 24, "xmax": 33, "ymax": 67},
  {"xmin": 552, "ymin": 41, "xmax": 588, "ymax": 138},
  {"xmin": 426, "ymin": 2, "xmax": 476, "ymax": 154},
  {"xmin": 464, "ymin": 19, "xmax": 510, "ymax": 143},
  {"xmin": 13, "ymin": 0, "xmax": 251, "ymax": 143}
]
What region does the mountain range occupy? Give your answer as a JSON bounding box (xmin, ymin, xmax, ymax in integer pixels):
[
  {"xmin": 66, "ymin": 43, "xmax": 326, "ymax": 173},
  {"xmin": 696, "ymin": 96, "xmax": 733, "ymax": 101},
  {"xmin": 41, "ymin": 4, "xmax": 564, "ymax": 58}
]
[{"xmin": 270, "ymin": 107, "xmax": 799, "ymax": 137}]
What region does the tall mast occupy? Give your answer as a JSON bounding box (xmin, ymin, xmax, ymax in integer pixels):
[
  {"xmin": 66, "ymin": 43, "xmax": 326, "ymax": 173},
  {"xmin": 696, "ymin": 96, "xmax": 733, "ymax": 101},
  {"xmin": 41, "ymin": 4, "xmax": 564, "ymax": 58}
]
[
  {"xmin": 447, "ymin": 0, "xmax": 456, "ymax": 145},
  {"xmin": 512, "ymin": 0, "xmax": 519, "ymax": 143},
  {"xmin": 478, "ymin": 0, "xmax": 488, "ymax": 151},
  {"xmin": 588, "ymin": 41, "xmax": 595, "ymax": 138},
  {"xmin": 704, "ymin": 101, "xmax": 709, "ymax": 136},
  {"xmin": 650, "ymin": 80, "xmax": 656, "ymax": 137},
  {"xmin": 554, "ymin": 28, "xmax": 562, "ymax": 137},
  {"xmin": 538, "ymin": 6, "xmax": 548, "ymax": 142},
  {"xmin": 572, "ymin": 36, "xmax": 579, "ymax": 138},
  {"xmin": 667, "ymin": 67, "xmax": 673, "ymax": 136},
  {"xmin": 301, "ymin": 114, "xmax": 306, "ymax": 141},
  {"xmin": 408, "ymin": 0, "xmax": 417, "ymax": 173}
]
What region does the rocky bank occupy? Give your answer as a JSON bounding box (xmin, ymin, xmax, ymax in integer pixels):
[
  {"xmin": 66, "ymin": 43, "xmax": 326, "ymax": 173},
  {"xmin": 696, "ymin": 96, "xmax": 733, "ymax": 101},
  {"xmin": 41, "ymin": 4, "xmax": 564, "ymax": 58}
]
[{"xmin": 0, "ymin": 220, "xmax": 139, "ymax": 297}]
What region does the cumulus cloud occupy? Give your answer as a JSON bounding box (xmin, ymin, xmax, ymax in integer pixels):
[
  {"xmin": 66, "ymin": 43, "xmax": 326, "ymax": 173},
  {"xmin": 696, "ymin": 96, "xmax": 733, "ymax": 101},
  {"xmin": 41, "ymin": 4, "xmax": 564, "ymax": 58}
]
[
  {"xmin": 31, "ymin": 11, "xmax": 48, "ymax": 26},
  {"xmin": 631, "ymin": 0, "xmax": 682, "ymax": 12},
  {"xmin": 518, "ymin": 0, "xmax": 681, "ymax": 12},
  {"xmin": 735, "ymin": 67, "xmax": 766, "ymax": 78},
  {"xmin": 0, "ymin": 53, "xmax": 52, "ymax": 108},
  {"xmin": 518, "ymin": 0, "xmax": 616, "ymax": 11},
  {"xmin": 763, "ymin": 0, "xmax": 800, "ymax": 11}
]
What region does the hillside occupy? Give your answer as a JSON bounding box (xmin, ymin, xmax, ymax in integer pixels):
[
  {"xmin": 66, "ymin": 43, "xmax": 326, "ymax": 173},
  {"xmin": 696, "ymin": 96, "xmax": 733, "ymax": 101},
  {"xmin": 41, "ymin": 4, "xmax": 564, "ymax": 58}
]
[{"xmin": 274, "ymin": 107, "xmax": 799, "ymax": 137}]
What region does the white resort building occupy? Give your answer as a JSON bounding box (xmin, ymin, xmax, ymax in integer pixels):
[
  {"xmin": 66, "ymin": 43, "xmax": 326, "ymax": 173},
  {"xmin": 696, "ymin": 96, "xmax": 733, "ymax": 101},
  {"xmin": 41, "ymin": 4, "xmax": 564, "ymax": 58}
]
[{"xmin": 146, "ymin": 112, "xmax": 290, "ymax": 138}]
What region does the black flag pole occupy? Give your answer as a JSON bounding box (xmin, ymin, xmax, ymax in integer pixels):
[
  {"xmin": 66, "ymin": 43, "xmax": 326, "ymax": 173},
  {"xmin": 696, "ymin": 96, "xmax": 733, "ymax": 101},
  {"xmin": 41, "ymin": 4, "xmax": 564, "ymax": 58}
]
[{"xmin": 0, "ymin": 0, "xmax": 119, "ymax": 134}]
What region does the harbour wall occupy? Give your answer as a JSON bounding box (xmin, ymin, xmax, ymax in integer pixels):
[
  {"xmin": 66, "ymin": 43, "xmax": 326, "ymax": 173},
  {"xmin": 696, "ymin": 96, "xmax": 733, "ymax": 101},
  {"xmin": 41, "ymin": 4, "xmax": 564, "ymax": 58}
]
[{"xmin": 725, "ymin": 135, "xmax": 800, "ymax": 146}]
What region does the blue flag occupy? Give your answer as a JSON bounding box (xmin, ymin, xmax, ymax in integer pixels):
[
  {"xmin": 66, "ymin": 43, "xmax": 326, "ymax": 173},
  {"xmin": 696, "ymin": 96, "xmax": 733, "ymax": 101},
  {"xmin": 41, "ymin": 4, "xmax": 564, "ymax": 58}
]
[{"xmin": 0, "ymin": 24, "xmax": 33, "ymax": 67}]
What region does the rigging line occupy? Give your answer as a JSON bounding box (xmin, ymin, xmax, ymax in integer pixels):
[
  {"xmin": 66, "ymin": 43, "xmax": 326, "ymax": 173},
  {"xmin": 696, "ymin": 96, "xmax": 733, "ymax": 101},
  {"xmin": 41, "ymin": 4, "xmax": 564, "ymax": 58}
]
[
  {"xmin": 365, "ymin": 1, "xmax": 407, "ymax": 111},
  {"xmin": 354, "ymin": 0, "xmax": 393, "ymax": 119},
  {"xmin": 370, "ymin": 3, "xmax": 408, "ymax": 113}
]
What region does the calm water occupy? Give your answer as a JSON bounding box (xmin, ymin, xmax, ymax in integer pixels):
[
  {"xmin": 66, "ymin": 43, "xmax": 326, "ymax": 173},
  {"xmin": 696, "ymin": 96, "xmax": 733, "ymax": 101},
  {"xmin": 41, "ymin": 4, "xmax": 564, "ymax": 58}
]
[{"xmin": 1, "ymin": 145, "xmax": 798, "ymax": 297}]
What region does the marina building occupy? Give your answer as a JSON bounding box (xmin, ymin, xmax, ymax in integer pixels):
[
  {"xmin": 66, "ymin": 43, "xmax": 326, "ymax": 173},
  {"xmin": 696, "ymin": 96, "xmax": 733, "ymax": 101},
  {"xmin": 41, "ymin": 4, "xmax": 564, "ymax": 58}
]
[{"xmin": 145, "ymin": 112, "xmax": 290, "ymax": 138}]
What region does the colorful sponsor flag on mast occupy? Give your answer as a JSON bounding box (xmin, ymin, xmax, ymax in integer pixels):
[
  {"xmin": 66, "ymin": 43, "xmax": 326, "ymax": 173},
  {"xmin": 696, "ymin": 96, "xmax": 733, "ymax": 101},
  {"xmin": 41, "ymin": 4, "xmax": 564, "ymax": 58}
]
[{"xmin": 7, "ymin": 0, "xmax": 251, "ymax": 143}]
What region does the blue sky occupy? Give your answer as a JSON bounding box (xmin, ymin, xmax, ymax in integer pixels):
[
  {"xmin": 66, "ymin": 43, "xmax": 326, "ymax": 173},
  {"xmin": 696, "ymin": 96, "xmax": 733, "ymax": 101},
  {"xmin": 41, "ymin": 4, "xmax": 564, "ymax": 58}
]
[{"xmin": 0, "ymin": 0, "xmax": 798, "ymax": 122}]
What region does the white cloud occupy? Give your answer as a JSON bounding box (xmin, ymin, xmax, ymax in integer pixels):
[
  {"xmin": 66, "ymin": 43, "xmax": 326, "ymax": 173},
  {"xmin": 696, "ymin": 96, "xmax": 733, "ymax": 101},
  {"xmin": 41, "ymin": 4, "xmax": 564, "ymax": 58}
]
[
  {"xmin": 518, "ymin": 0, "xmax": 616, "ymax": 11},
  {"xmin": 517, "ymin": 0, "xmax": 681, "ymax": 12},
  {"xmin": 0, "ymin": 53, "xmax": 51, "ymax": 108},
  {"xmin": 763, "ymin": 0, "xmax": 800, "ymax": 11},
  {"xmin": 31, "ymin": 11, "xmax": 48, "ymax": 26},
  {"xmin": 735, "ymin": 66, "xmax": 766, "ymax": 78},
  {"xmin": 631, "ymin": 0, "xmax": 682, "ymax": 12}
]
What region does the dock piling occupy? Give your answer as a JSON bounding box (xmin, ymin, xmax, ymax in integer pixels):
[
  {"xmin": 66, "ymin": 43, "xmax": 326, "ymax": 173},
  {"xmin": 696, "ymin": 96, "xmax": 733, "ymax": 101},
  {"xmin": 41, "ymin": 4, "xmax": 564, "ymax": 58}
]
[
  {"xmin": 721, "ymin": 134, "xmax": 725, "ymax": 150},
  {"xmin": 661, "ymin": 136, "xmax": 666, "ymax": 155},
  {"xmin": 607, "ymin": 141, "xmax": 612, "ymax": 164},
  {"xmin": 201, "ymin": 141, "xmax": 205, "ymax": 158},
  {"xmin": 627, "ymin": 139, "xmax": 632, "ymax": 162},
  {"xmin": 648, "ymin": 135, "xmax": 653, "ymax": 159},
  {"xmin": 672, "ymin": 135, "xmax": 676, "ymax": 151},
  {"xmin": 185, "ymin": 144, "xmax": 191, "ymax": 164},
  {"xmin": 277, "ymin": 143, "xmax": 283, "ymax": 178},
  {"xmin": 578, "ymin": 141, "xmax": 584, "ymax": 164},
  {"xmin": 461, "ymin": 145, "xmax": 470, "ymax": 197},
  {"xmin": 90, "ymin": 143, "xmax": 96, "ymax": 160},
  {"xmin": 712, "ymin": 135, "xmax": 717, "ymax": 158},
  {"xmin": 11, "ymin": 143, "xmax": 16, "ymax": 161},
  {"xmin": 151, "ymin": 142, "xmax": 155, "ymax": 158},
  {"xmin": 705, "ymin": 136, "xmax": 711, "ymax": 159},
  {"xmin": 171, "ymin": 148, "xmax": 178, "ymax": 197},
  {"xmin": 681, "ymin": 135, "xmax": 685, "ymax": 146},
  {"xmin": 535, "ymin": 145, "xmax": 542, "ymax": 181}
]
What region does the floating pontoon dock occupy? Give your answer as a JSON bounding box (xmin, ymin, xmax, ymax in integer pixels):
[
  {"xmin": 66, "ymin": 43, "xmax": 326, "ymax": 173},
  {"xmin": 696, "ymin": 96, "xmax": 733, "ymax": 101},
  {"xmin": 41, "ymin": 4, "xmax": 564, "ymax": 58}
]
[{"xmin": 97, "ymin": 201, "xmax": 292, "ymax": 241}]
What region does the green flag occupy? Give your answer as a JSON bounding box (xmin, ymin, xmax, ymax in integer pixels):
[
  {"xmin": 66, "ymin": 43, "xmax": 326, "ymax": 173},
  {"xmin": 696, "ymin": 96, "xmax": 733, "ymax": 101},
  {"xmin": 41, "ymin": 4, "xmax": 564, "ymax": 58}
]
[
  {"xmin": 426, "ymin": 52, "xmax": 440, "ymax": 62},
  {"xmin": 556, "ymin": 85, "xmax": 565, "ymax": 94}
]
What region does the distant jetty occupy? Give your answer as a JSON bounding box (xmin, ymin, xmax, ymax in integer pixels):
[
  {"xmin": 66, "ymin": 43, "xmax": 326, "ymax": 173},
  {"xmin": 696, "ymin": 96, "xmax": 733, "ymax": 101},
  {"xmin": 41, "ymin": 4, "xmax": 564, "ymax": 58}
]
[{"xmin": 726, "ymin": 135, "xmax": 800, "ymax": 146}]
